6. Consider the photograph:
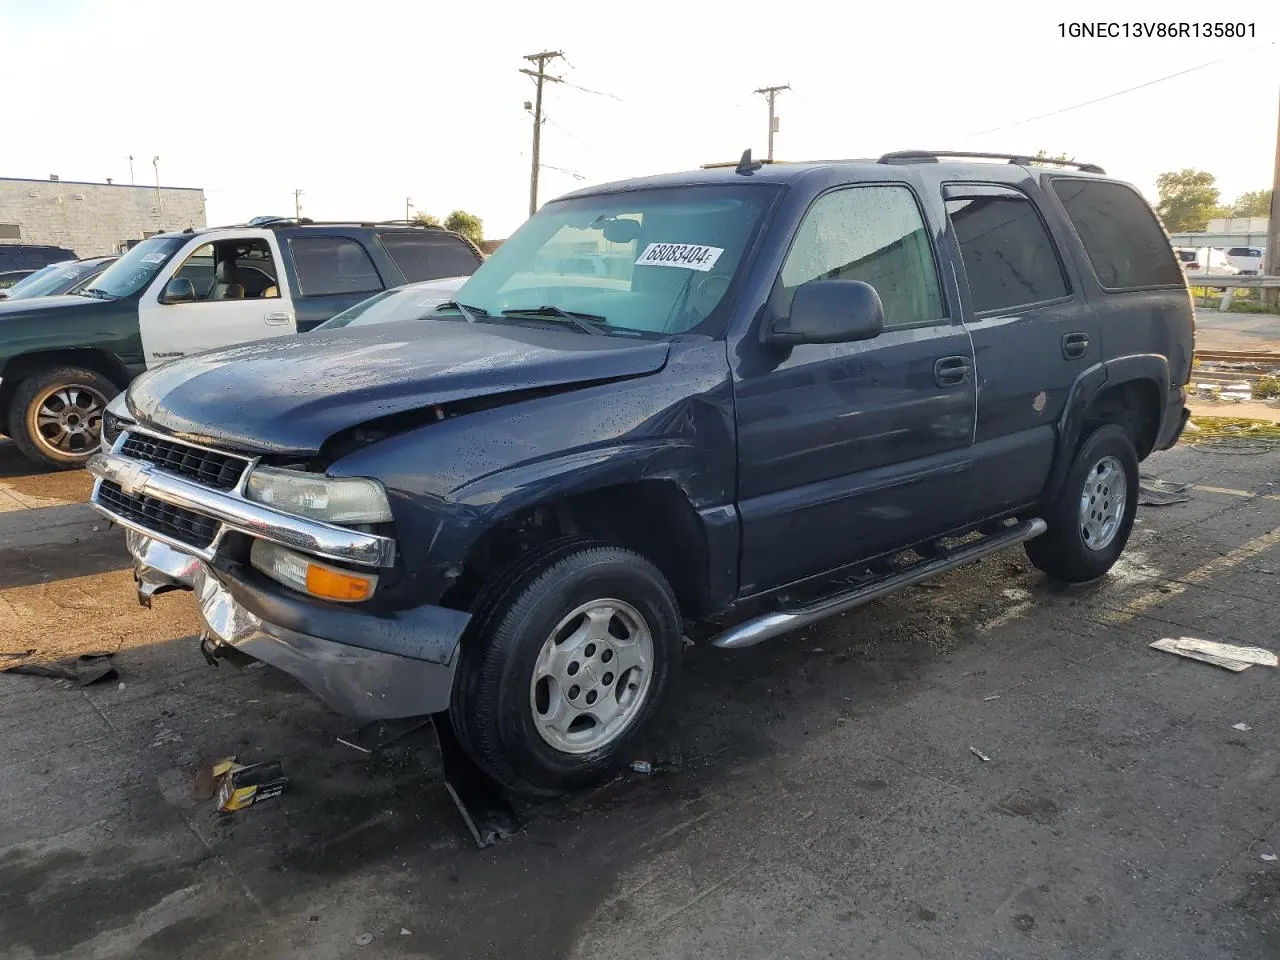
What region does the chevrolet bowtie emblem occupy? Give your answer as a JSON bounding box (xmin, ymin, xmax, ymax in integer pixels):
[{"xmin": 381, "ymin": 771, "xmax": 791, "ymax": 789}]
[{"xmin": 115, "ymin": 462, "xmax": 150, "ymax": 497}]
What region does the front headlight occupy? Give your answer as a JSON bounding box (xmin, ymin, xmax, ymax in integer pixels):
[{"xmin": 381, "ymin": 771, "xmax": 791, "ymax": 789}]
[
  {"xmin": 244, "ymin": 466, "xmax": 393, "ymax": 524},
  {"xmin": 101, "ymin": 391, "xmax": 134, "ymax": 448}
]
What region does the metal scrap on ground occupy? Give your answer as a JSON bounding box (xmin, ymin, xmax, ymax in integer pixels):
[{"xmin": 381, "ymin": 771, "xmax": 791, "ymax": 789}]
[{"xmin": 1150, "ymin": 636, "xmax": 1279, "ymax": 672}]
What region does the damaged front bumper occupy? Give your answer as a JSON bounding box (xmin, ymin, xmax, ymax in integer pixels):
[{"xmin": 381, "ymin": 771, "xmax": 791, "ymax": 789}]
[{"xmin": 128, "ymin": 532, "xmax": 469, "ymax": 720}]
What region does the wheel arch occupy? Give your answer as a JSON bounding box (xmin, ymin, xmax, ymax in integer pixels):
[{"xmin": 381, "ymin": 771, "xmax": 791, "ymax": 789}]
[
  {"xmin": 0, "ymin": 349, "xmax": 131, "ymax": 421},
  {"xmin": 1046, "ymin": 355, "xmax": 1169, "ymax": 500}
]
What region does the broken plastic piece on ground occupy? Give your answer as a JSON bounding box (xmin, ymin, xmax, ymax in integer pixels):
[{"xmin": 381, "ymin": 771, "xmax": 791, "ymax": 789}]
[
  {"xmin": 630, "ymin": 760, "xmax": 654, "ymax": 774},
  {"xmin": 1232, "ymin": 723, "xmax": 1253, "ymax": 732},
  {"xmin": 1261, "ymin": 854, "xmax": 1278, "ymax": 862},
  {"xmin": 354, "ymin": 933, "xmax": 373, "ymax": 946},
  {"xmin": 1150, "ymin": 637, "xmax": 1278, "ymax": 671},
  {"xmin": 337, "ymin": 717, "xmax": 432, "ymax": 754},
  {"xmin": 969, "ymin": 746, "xmax": 991, "ymax": 762},
  {"xmin": 1, "ymin": 651, "xmax": 118, "ymax": 686},
  {"xmin": 983, "ymin": 695, "xmax": 1001, "ymax": 702},
  {"xmin": 193, "ymin": 756, "xmax": 239, "ymax": 801},
  {"xmin": 400, "ymin": 928, "xmax": 411, "ymax": 936}
]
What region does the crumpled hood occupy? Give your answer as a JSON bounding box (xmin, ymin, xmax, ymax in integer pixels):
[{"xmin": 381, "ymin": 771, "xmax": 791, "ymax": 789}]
[{"xmin": 127, "ymin": 319, "xmax": 671, "ymax": 455}]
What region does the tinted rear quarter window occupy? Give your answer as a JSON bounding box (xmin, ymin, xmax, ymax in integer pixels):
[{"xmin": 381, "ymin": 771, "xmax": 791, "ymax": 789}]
[
  {"xmin": 289, "ymin": 237, "xmax": 384, "ymax": 296},
  {"xmin": 945, "ymin": 191, "xmax": 1068, "ymax": 313},
  {"xmin": 1050, "ymin": 179, "xmax": 1182, "ymax": 289},
  {"xmin": 377, "ymin": 232, "xmax": 481, "ymax": 282}
]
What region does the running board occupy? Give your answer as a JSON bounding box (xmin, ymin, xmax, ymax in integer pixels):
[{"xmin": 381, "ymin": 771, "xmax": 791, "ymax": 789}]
[{"xmin": 710, "ymin": 518, "xmax": 1047, "ymax": 650}]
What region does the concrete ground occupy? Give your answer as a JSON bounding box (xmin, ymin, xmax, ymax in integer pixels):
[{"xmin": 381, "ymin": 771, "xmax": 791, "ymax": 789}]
[
  {"xmin": 2, "ymin": 436, "xmax": 1280, "ymax": 960},
  {"xmin": 1195, "ymin": 309, "xmax": 1280, "ymax": 354}
]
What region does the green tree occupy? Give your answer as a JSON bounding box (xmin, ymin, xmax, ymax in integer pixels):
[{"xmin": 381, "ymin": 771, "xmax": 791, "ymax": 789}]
[
  {"xmin": 1229, "ymin": 189, "xmax": 1273, "ymax": 218},
  {"xmin": 1155, "ymin": 169, "xmax": 1221, "ymax": 232},
  {"xmin": 1033, "ymin": 149, "xmax": 1075, "ymax": 164},
  {"xmin": 443, "ymin": 210, "xmax": 484, "ymax": 246},
  {"xmin": 411, "ymin": 212, "xmax": 441, "ymax": 227}
]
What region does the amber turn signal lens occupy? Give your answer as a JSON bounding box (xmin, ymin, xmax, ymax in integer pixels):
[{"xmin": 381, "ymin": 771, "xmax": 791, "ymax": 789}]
[{"xmin": 305, "ymin": 564, "xmax": 374, "ymax": 601}]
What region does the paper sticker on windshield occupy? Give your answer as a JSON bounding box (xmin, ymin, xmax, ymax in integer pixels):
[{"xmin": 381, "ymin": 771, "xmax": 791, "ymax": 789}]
[
  {"xmin": 141, "ymin": 253, "xmax": 167, "ymax": 264},
  {"xmin": 634, "ymin": 243, "xmax": 724, "ymax": 272}
]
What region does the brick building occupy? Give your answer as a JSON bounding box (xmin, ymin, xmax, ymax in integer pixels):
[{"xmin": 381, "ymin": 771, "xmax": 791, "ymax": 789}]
[{"xmin": 0, "ymin": 176, "xmax": 206, "ymax": 258}]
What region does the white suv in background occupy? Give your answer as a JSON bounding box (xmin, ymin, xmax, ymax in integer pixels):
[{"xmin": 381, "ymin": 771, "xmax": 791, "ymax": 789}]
[
  {"xmin": 1225, "ymin": 246, "xmax": 1265, "ymax": 275},
  {"xmin": 1179, "ymin": 247, "xmax": 1241, "ymax": 277}
]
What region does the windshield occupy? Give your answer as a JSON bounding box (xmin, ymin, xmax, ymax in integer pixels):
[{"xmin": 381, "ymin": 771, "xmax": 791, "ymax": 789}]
[
  {"xmin": 314, "ymin": 280, "xmax": 466, "ymax": 330},
  {"xmin": 447, "ymin": 184, "xmax": 777, "ymax": 336},
  {"xmin": 88, "ymin": 237, "xmax": 188, "ymax": 298},
  {"xmin": 3, "ymin": 259, "xmax": 104, "ymax": 300},
  {"xmin": 2, "ymin": 262, "xmax": 65, "ymax": 298}
]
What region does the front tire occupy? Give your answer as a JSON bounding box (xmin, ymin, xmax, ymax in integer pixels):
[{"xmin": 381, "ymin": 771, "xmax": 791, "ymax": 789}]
[
  {"xmin": 7, "ymin": 366, "xmax": 118, "ymax": 470},
  {"xmin": 1026, "ymin": 424, "xmax": 1139, "ymax": 583},
  {"xmin": 450, "ymin": 540, "xmax": 682, "ymax": 796}
]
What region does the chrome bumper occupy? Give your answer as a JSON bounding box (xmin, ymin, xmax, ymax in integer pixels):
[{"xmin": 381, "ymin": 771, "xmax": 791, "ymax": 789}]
[
  {"xmin": 128, "ymin": 532, "xmax": 461, "ymax": 720},
  {"xmin": 88, "ymin": 450, "xmax": 395, "ymax": 568}
]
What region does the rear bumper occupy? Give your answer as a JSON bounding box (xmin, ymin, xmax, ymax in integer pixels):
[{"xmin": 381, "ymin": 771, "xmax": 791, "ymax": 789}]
[{"xmin": 128, "ymin": 532, "xmax": 469, "ymax": 720}]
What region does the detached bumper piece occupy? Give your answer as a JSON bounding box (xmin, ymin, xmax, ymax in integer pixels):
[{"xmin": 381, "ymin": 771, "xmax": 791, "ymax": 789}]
[{"xmin": 127, "ymin": 532, "xmax": 468, "ymax": 721}]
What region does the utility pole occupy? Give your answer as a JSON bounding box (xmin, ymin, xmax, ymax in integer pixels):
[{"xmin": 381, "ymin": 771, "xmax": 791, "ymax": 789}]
[
  {"xmin": 754, "ymin": 84, "xmax": 791, "ymax": 161},
  {"xmin": 405, "ymin": 197, "xmax": 413, "ymax": 222},
  {"xmin": 152, "ymin": 156, "xmax": 162, "ymax": 219},
  {"xmin": 128, "ymin": 155, "xmax": 135, "ymax": 185},
  {"xmin": 521, "ymin": 50, "xmax": 563, "ymax": 217},
  {"xmin": 1264, "ymin": 85, "xmax": 1280, "ymax": 308},
  {"xmin": 294, "ymin": 189, "xmax": 304, "ymax": 219}
]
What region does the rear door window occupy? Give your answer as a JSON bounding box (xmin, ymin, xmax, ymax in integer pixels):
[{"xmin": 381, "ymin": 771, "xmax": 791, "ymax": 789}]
[
  {"xmin": 378, "ymin": 232, "xmax": 482, "ymax": 282},
  {"xmin": 289, "ymin": 237, "xmax": 384, "ymax": 296},
  {"xmin": 944, "ymin": 187, "xmax": 1069, "ymax": 313},
  {"xmin": 1049, "ymin": 179, "xmax": 1183, "ymax": 289}
]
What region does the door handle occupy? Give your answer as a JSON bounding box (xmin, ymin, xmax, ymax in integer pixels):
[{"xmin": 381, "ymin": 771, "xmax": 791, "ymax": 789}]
[
  {"xmin": 934, "ymin": 356, "xmax": 971, "ymax": 387},
  {"xmin": 1062, "ymin": 332, "xmax": 1090, "ymax": 359},
  {"xmin": 264, "ymin": 311, "xmax": 292, "ymax": 326}
]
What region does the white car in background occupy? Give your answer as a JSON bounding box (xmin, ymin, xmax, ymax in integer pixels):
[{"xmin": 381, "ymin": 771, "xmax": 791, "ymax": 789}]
[
  {"xmin": 311, "ymin": 276, "xmax": 470, "ymax": 330},
  {"xmin": 1224, "ymin": 246, "xmax": 1265, "ymax": 275},
  {"xmin": 1178, "ymin": 247, "xmax": 1240, "ymax": 278}
]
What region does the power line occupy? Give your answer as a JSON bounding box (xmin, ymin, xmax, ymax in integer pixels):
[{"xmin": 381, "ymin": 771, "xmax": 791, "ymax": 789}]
[{"xmin": 967, "ymin": 41, "xmax": 1276, "ymax": 137}]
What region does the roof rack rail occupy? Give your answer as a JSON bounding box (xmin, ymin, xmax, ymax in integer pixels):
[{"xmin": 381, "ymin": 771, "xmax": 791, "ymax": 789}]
[{"xmin": 877, "ymin": 150, "xmax": 1105, "ymax": 175}]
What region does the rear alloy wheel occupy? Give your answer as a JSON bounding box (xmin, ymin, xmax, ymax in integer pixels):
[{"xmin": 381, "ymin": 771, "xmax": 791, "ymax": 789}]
[
  {"xmin": 8, "ymin": 367, "xmax": 119, "ymax": 470},
  {"xmin": 450, "ymin": 540, "xmax": 681, "ymax": 795},
  {"xmin": 1026, "ymin": 424, "xmax": 1139, "ymax": 583}
]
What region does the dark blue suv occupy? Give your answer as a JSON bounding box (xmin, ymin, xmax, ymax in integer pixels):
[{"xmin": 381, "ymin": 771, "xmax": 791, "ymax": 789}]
[{"xmin": 92, "ymin": 150, "xmax": 1193, "ymax": 795}]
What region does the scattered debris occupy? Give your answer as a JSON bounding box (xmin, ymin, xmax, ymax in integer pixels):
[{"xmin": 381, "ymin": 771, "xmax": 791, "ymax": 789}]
[
  {"xmin": 630, "ymin": 760, "xmax": 654, "ymax": 774},
  {"xmin": 983, "ymin": 695, "xmax": 1001, "ymax": 702},
  {"xmin": 1261, "ymin": 854, "xmax": 1278, "ymax": 863},
  {"xmin": 354, "ymin": 933, "xmax": 373, "ymax": 946},
  {"xmin": 812, "ymin": 647, "xmax": 824, "ymax": 654},
  {"xmin": 216, "ymin": 759, "xmax": 288, "ymax": 812},
  {"xmin": 1150, "ymin": 637, "xmax": 1278, "ymax": 672},
  {"xmin": 193, "ymin": 756, "xmax": 239, "ymax": 801},
  {"xmin": 1138, "ymin": 479, "xmax": 1191, "ymax": 507},
  {"xmin": 2, "ymin": 651, "xmax": 118, "ymax": 686},
  {"xmin": 0, "ymin": 648, "xmax": 37, "ymax": 660},
  {"xmin": 307, "ymin": 916, "xmax": 319, "ymax": 922},
  {"xmin": 337, "ymin": 716, "xmax": 432, "ymax": 754},
  {"xmin": 117, "ymin": 681, "xmax": 126, "ymax": 691},
  {"xmin": 1232, "ymin": 723, "xmax": 1253, "ymax": 732},
  {"xmin": 969, "ymin": 746, "xmax": 991, "ymax": 762},
  {"xmin": 400, "ymin": 928, "xmax": 411, "ymax": 936}
]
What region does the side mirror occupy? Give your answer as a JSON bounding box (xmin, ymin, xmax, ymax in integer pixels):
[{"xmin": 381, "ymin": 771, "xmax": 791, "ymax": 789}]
[
  {"xmin": 161, "ymin": 278, "xmax": 196, "ymax": 304},
  {"xmin": 768, "ymin": 279, "xmax": 885, "ymax": 345}
]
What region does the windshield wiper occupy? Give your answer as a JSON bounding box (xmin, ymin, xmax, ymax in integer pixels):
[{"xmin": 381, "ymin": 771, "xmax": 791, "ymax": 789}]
[
  {"xmin": 501, "ymin": 305, "xmax": 606, "ymax": 335},
  {"xmin": 434, "ymin": 300, "xmax": 487, "ymax": 323},
  {"xmin": 79, "ymin": 287, "xmax": 117, "ymax": 300}
]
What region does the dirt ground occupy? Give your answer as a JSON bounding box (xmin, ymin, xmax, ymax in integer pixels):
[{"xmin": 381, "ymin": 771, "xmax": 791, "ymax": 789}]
[{"xmin": 2, "ymin": 432, "xmax": 1280, "ymax": 960}]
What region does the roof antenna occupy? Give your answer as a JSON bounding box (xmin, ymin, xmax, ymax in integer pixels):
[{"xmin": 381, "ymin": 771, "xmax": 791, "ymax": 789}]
[{"xmin": 735, "ymin": 148, "xmax": 763, "ymax": 176}]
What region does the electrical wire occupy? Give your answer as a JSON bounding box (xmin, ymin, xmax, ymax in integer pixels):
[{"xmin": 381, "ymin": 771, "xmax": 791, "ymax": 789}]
[{"xmin": 967, "ymin": 41, "xmax": 1275, "ymax": 137}]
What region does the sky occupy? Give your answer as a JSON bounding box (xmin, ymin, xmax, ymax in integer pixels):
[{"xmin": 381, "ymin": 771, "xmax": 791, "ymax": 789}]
[{"xmin": 2, "ymin": 0, "xmax": 1277, "ymax": 239}]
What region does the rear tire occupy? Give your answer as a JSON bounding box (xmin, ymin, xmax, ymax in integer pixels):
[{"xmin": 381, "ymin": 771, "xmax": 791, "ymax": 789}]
[
  {"xmin": 450, "ymin": 540, "xmax": 682, "ymax": 796},
  {"xmin": 1026, "ymin": 424, "xmax": 1139, "ymax": 584},
  {"xmin": 7, "ymin": 366, "xmax": 119, "ymax": 471}
]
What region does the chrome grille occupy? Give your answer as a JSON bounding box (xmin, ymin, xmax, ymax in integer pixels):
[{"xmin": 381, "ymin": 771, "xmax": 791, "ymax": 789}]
[
  {"xmin": 97, "ymin": 480, "xmax": 220, "ymax": 549},
  {"xmin": 119, "ymin": 433, "xmax": 248, "ymax": 491}
]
